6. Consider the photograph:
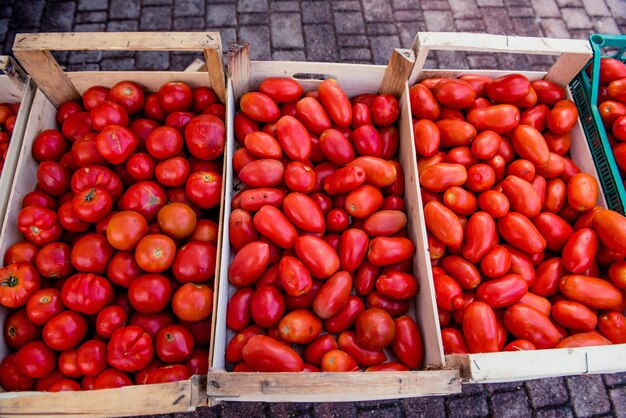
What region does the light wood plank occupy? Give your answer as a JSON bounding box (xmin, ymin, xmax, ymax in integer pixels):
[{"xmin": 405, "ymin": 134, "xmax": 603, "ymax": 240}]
[
  {"xmin": 0, "ymin": 56, "xmax": 28, "ymax": 100},
  {"xmin": 207, "ymin": 370, "xmax": 460, "ymax": 402},
  {"xmin": 546, "ymin": 52, "xmax": 593, "ymax": 87},
  {"xmin": 227, "ymin": 42, "xmax": 251, "ymax": 103},
  {"xmin": 67, "ymin": 71, "xmax": 213, "ymax": 95},
  {"xmin": 13, "ymin": 49, "xmax": 80, "ymax": 107},
  {"xmin": 205, "ymin": 46, "xmax": 226, "ymax": 103},
  {"xmin": 12, "ymin": 32, "xmax": 221, "ymax": 52},
  {"xmin": 0, "ymin": 378, "xmax": 202, "ymax": 416},
  {"xmin": 379, "ymin": 49, "xmax": 416, "ymax": 97}
]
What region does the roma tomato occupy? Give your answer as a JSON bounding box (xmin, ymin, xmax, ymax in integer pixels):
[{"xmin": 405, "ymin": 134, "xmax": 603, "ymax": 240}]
[
  {"xmin": 501, "ymin": 175, "xmax": 541, "ymax": 218},
  {"xmin": 318, "ymin": 78, "xmax": 352, "ymax": 128},
  {"xmin": 296, "ymin": 97, "xmax": 332, "ymax": 135},
  {"xmin": 391, "ymin": 316, "xmax": 423, "ymax": 369},
  {"xmin": 593, "ymin": 209, "xmax": 626, "ymax": 255},
  {"xmin": 598, "ymin": 312, "xmax": 626, "ymax": 344},
  {"xmin": 368, "ymin": 237, "xmax": 414, "ymax": 266},
  {"xmin": 441, "ymin": 327, "xmax": 469, "ymax": 355},
  {"xmin": 567, "ymin": 173, "xmax": 598, "ymax": 212},
  {"xmin": 250, "ymin": 285, "xmax": 285, "ymax": 328},
  {"xmin": 561, "ymin": 228, "xmax": 599, "ymax": 274},
  {"xmin": 511, "ymin": 125, "xmax": 550, "ymax": 168},
  {"xmin": 242, "ymin": 335, "xmax": 304, "ymax": 372},
  {"xmin": 295, "ymin": 235, "xmax": 340, "ymax": 279},
  {"xmin": 498, "ymin": 212, "xmax": 546, "ymax": 255},
  {"xmin": 547, "ymin": 100, "xmax": 578, "ymax": 135},
  {"xmin": 555, "ymin": 333, "xmax": 611, "ymax": 348},
  {"xmin": 424, "ymin": 201, "xmax": 463, "ymax": 247},
  {"xmin": 229, "ymin": 241, "xmax": 270, "ymax": 286},
  {"xmin": 259, "ymin": 78, "xmax": 303, "ymax": 103},
  {"xmin": 441, "ymin": 255, "xmax": 480, "ymax": 289},
  {"xmin": 463, "ymin": 211, "xmax": 497, "ymax": 263},
  {"xmin": 226, "ymin": 287, "xmax": 253, "ymax": 330},
  {"xmin": 503, "ymin": 303, "xmax": 561, "ymax": 349},
  {"xmin": 476, "ymin": 274, "xmax": 528, "ymax": 308},
  {"xmin": 436, "ymin": 120, "xmax": 476, "ymax": 148},
  {"xmin": 409, "ymin": 84, "xmax": 440, "ymax": 120},
  {"xmin": 419, "ymin": 163, "xmax": 467, "ymax": 193},
  {"xmin": 487, "ymin": 74, "xmax": 530, "ymax": 103},
  {"xmin": 551, "ymin": 300, "xmax": 597, "ymax": 331},
  {"xmin": 467, "ymin": 104, "xmax": 520, "ymax": 134},
  {"xmin": 532, "ymin": 212, "xmax": 574, "ymax": 253},
  {"xmin": 313, "ymin": 271, "xmax": 352, "ymax": 319},
  {"xmin": 463, "ymin": 302, "xmax": 500, "ymax": 353},
  {"xmin": 253, "ymin": 205, "xmax": 298, "ymax": 249},
  {"xmin": 338, "ymin": 331, "xmax": 386, "ymax": 367},
  {"xmin": 531, "ymin": 80, "xmax": 565, "ymax": 106},
  {"xmin": 433, "ymin": 79, "xmax": 476, "ymax": 109},
  {"xmin": 559, "ymin": 274, "xmax": 623, "ymax": 310},
  {"xmin": 325, "ymin": 296, "xmax": 365, "ymax": 334},
  {"xmin": 480, "ymin": 245, "xmax": 511, "ymax": 279},
  {"xmin": 282, "ymin": 192, "xmax": 325, "ymax": 233},
  {"xmin": 339, "ymin": 228, "xmax": 368, "ymax": 272},
  {"xmin": 240, "ymin": 92, "xmax": 280, "ymax": 123}
]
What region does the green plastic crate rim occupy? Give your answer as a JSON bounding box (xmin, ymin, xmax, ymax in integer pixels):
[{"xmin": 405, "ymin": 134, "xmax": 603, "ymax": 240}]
[{"xmin": 570, "ymin": 33, "xmax": 626, "ymax": 215}]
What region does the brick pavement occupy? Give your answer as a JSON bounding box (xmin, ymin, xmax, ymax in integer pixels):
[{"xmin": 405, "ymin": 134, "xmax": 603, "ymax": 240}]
[{"xmin": 1, "ymin": 0, "xmax": 626, "ymax": 416}]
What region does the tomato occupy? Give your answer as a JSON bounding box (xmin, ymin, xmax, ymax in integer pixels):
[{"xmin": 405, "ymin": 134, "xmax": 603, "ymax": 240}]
[
  {"xmin": 609, "ymin": 260, "xmax": 626, "ymax": 289},
  {"xmin": 33, "ymin": 242, "xmax": 70, "ymax": 280},
  {"xmin": 511, "ymin": 125, "xmax": 550, "ymax": 167},
  {"xmin": 71, "ymin": 187, "xmax": 112, "ymax": 223},
  {"xmin": 189, "ymin": 218, "xmax": 219, "ymax": 245},
  {"xmin": 565, "ymin": 172, "xmax": 598, "ymax": 212},
  {"xmin": 518, "ymin": 290, "xmax": 552, "ymax": 315},
  {"xmin": 226, "ymin": 287, "xmax": 254, "ymax": 331},
  {"xmin": 412, "ymin": 119, "xmax": 439, "ymax": 158},
  {"xmin": 465, "ymin": 163, "xmax": 495, "ymax": 193},
  {"xmin": 103, "ymin": 210, "xmax": 148, "ymax": 251},
  {"xmin": 292, "ymin": 98, "xmax": 330, "ymax": 137},
  {"xmin": 243, "ymin": 334, "xmax": 304, "ymax": 371},
  {"xmin": 94, "ymin": 305, "xmax": 128, "ymax": 339},
  {"xmin": 184, "ymin": 114, "xmax": 226, "ymax": 161},
  {"xmin": 532, "ymin": 212, "xmax": 574, "ymax": 253},
  {"xmin": 432, "ymin": 78, "xmax": 476, "ymax": 109},
  {"xmin": 31, "ymin": 129, "xmax": 67, "ymax": 163},
  {"xmin": 530, "ymin": 80, "xmax": 565, "ymax": 106},
  {"xmin": 614, "ymin": 115, "xmax": 626, "ymax": 141},
  {"xmin": 500, "ymin": 176, "xmax": 540, "ymax": 218},
  {"xmin": 105, "ymin": 80, "xmax": 144, "ymax": 114},
  {"xmin": 240, "ymin": 92, "xmax": 280, "ymax": 123},
  {"xmin": 387, "ymin": 316, "xmax": 422, "ymax": 369},
  {"xmin": 367, "ymin": 236, "xmax": 414, "ymax": 266},
  {"xmin": 154, "ymin": 324, "xmax": 194, "ymax": 363},
  {"xmin": 14, "ymin": 340, "xmax": 56, "ymax": 379},
  {"xmin": 142, "ymin": 93, "xmax": 166, "ymax": 123},
  {"xmin": 57, "ymin": 350, "xmax": 84, "ymax": 380},
  {"xmin": 89, "ymin": 100, "xmax": 129, "ymax": 132},
  {"xmin": 352, "ymin": 102, "xmax": 372, "ymax": 128},
  {"xmin": 156, "ymin": 81, "xmax": 191, "ymax": 112},
  {"xmin": 3, "ymin": 308, "xmax": 40, "ymax": 350},
  {"xmin": 555, "ymin": 332, "xmax": 611, "ymax": 348},
  {"xmin": 70, "ymin": 233, "xmax": 114, "ymax": 274},
  {"xmin": 72, "ymin": 165, "xmax": 123, "ymax": 202},
  {"xmin": 90, "ymin": 368, "xmax": 131, "ymax": 389},
  {"xmin": 4, "ymin": 242, "xmax": 38, "ymax": 267},
  {"xmin": 94, "ymin": 125, "xmax": 137, "ymax": 165},
  {"xmin": 225, "ymin": 325, "xmax": 265, "ymax": 364},
  {"xmin": 0, "ymin": 262, "xmax": 40, "ymax": 309},
  {"xmin": 61, "ymin": 273, "xmax": 112, "ymax": 315},
  {"xmin": 366, "ymin": 290, "xmax": 409, "ymax": 318},
  {"xmin": 300, "ymin": 334, "xmax": 337, "ymax": 367},
  {"xmin": 172, "ymin": 241, "xmax": 217, "ymax": 284},
  {"xmin": 592, "ymin": 208, "xmax": 626, "ymax": 253},
  {"xmin": 134, "ymin": 233, "xmax": 176, "ymax": 273},
  {"xmin": 74, "ymin": 339, "xmax": 107, "ymax": 376},
  {"xmin": 373, "ymin": 271, "xmax": 417, "ymax": 301},
  {"xmin": 319, "ymin": 295, "xmax": 363, "ymax": 334},
  {"xmin": 461, "ymin": 211, "xmax": 496, "ymax": 263},
  {"xmin": 276, "ymin": 309, "xmax": 322, "ymax": 345},
  {"xmin": 118, "ymin": 181, "xmax": 165, "ymax": 222},
  {"xmin": 423, "ymin": 201, "xmax": 463, "ymax": 247},
  {"xmin": 61, "ymin": 111, "xmax": 92, "ymax": 142},
  {"xmin": 250, "ymin": 205, "xmax": 297, "ymax": 250},
  {"xmin": 107, "ymin": 325, "xmax": 154, "ymax": 372},
  {"xmin": 598, "ymin": 312, "xmax": 626, "ymax": 344},
  {"xmin": 550, "ymin": 300, "xmax": 597, "ymax": 332},
  {"xmin": 70, "ymin": 133, "xmax": 105, "ymax": 168},
  {"xmin": 498, "ymin": 212, "xmax": 546, "ymax": 254},
  {"xmin": 293, "ymin": 235, "xmax": 339, "ymax": 279},
  {"xmin": 229, "ymin": 241, "xmax": 270, "ymax": 287},
  {"xmin": 409, "ymin": 84, "xmax": 440, "ymax": 120},
  {"xmin": 185, "ymin": 171, "xmax": 222, "ymax": 210},
  {"xmin": 24, "ymin": 289, "xmax": 61, "ymax": 328},
  {"xmin": 545, "ymin": 99, "xmax": 578, "ymax": 135},
  {"xmin": 347, "ymin": 156, "xmax": 397, "ymax": 188},
  {"xmin": 144, "ymin": 364, "xmax": 191, "ymax": 384},
  {"xmin": 361, "ymin": 210, "xmax": 406, "ymax": 238},
  {"xmin": 276, "ymin": 256, "xmax": 312, "ymax": 299},
  {"xmin": 249, "ymin": 285, "xmax": 285, "ymax": 328},
  {"xmin": 559, "ymin": 274, "xmax": 623, "ymax": 310},
  {"xmin": 318, "ymin": 78, "xmax": 352, "ymax": 127},
  {"xmin": 36, "ymin": 161, "xmax": 70, "ymax": 197},
  {"xmin": 127, "ymin": 273, "xmax": 172, "ymax": 314},
  {"xmin": 520, "ymin": 104, "xmax": 549, "ymax": 132},
  {"xmin": 419, "ymin": 163, "xmax": 467, "ymax": 193},
  {"xmin": 336, "ymin": 331, "xmax": 386, "ymax": 368},
  {"xmin": 502, "ymin": 303, "xmax": 561, "ymax": 349},
  {"xmin": 487, "ymin": 74, "xmax": 530, "ymax": 103},
  {"xmin": 103, "ymin": 252, "xmax": 139, "ymax": 289},
  {"xmin": 186, "ymin": 347, "xmax": 210, "ymax": 375},
  {"xmin": 0, "ymin": 353, "xmax": 35, "ymax": 391},
  {"xmin": 81, "ymin": 86, "xmax": 109, "ymax": 111},
  {"xmin": 561, "ymin": 228, "xmax": 598, "ymax": 274},
  {"xmin": 476, "ymin": 274, "xmax": 528, "ymax": 308},
  {"xmin": 43, "ymin": 310, "xmax": 88, "ymax": 350},
  {"xmin": 370, "ymin": 94, "xmax": 399, "ymax": 126},
  {"xmin": 164, "ymin": 109, "xmax": 196, "ymax": 132},
  {"xmin": 342, "ymin": 184, "xmax": 382, "ymax": 219},
  {"xmin": 441, "ymin": 327, "xmax": 469, "ymax": 355},
  {"xmin": 460, "ymin": 301, "xmax": 498, "ymax": 353},
  {"xmin": 310, "ymin": 271, "xmax": 351, "ymax": 320},
  {"xmin": 503, "ymin": 340, "xmax": 537, "ymax": 351},
  {"xmin": 229, "ymin": 209, "xmax": 258, "ymax": 253},
  {"xmin": 476, "ymin": 190, "xmax": 509, "ymax": 218},
  {"xmin": 353, "ymin": 307, "xmax": 395, "ymax": 351},
  {"xmin": 597, "ymin": 57, "xmax": 626, "ymax": 84},
  {"xmin": 440, "ymin": 255, "xmax": 479, "ymax": 290},
  {"xmin": 154, "ymin": 156, "xmax": 190, "ymax": 188}
]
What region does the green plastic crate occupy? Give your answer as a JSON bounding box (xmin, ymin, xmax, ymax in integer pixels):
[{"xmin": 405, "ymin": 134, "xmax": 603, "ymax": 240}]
[{"xmin": 570, "ymin": 33, "xmax": 626, "ymax": 214}]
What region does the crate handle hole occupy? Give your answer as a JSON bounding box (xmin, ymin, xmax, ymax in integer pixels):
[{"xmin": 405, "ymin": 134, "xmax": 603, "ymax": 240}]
[{"xmin": 293, "ymin": 73, "xmax": 335, "ymax": 81}]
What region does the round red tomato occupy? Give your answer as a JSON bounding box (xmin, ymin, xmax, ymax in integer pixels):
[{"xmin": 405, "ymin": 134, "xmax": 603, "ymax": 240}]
[
  {"xmin": 34, "ymin": 242, "xmax": 72, "ymax": 279},
  {"xmin": 192, "ymin": 87, "xmax": 218, "ymax": 113},
  {"xmin": 107, "ymin": 81, "xmax": 145, "ymax": 115},
  {"xmin": 4, "ymin": 241, "xmax": 39, "ymax": 266},
  {"xmin": 0, "ymin": 262, "xmax": 40, "ymax": 309},
  {"xmin": 96, "ymin": 305, "xmax": 128, "ymax": 338},
  {"xmin": 128, "ymin": 274, "xmax": 172, "ymax": 313},
  {"xmin": 26, "ymin": 288, "xmax": 64, "ymax": 325},
  {"xmin": 146, "ymin": 364, "xmax": 192, "ymax": 384},
  {"xmin": 0, "ymin": 354, "xmax": 35, "ymax": 391},
  {"xmin": 126, "ymin": 152, "xmax": 156, "ymax": 182},
  {"xmin": 106, "ymin": 251, "xmax": 142, "ymax": 288},
  {"xmin": 32, "ymin": 129, "xmax": 68, "ymax": 162},
  {"xmin": 37, "ymin": 161, "xmax": 71, "ymax": 196},
  {"xmin": 94, "ymin": 368, "xmax": 133, "ymax": 389},
  {"xmin": 158, "ymin": 81, "xmax": 192, "ymax": 113},
  {"xmin": 90, "ymin": 101, "xmax": 129, "ymax": 131},
  {"xmin": 61, "ymin": 273, "xmax": 113, "ymax": 315},
  {"xmin": 108, "ymin": 325, "xmax": 154, "ymax": 372},
  {"xmin": 77, "ymin": 339, "xmax": 108, "ymax": 376},
  {"xmin": 130, "ymin": 311, "xmax": 176, "ymax": 339},
  {"xmin": 83, "ymin": 86, "xmax": 109, "ymax": 110},
  {"xmin": 71, "ymin": 233, "xmax": 115, "ymax": 274},
  {"xmin": 172, "ymin": 283, "xmax": 213, "ymax": 322},
  {"xmin": 155, "ymin": 156, "xmax": 190, "ymax": 188},
  {"xmin": 72, "ymin": 187, "xmax": 113, "ymax": 223},
  {"xmin": 146, "ymin": 126, "xmax": 184, "ymax": 160},
  {"xmin": 3, "ymin": 308, "xmax": 41, "ymax": 349},
  {"xmin": 184, "ymin": 114, "xmax": 225, "ymax": 161},
  {"xmin": 56, "ymin": 101, "xmax": 82, "ymax": 125},
  {"xmin": 185, "ymin": 171, "xmax": 222, "ymax": 209},
  {"xmin": 43, "ymin": 310, "xmax": 88, "ymax": 351},
  {"xmin": 62, "ymin": 112, "xmax": 92, "ymax": 142},
  {"xmin": 119, "ymin": 181, "xmax": 166, "ymax": 222},
  {"xmin": 71, "ymin": 133, "xmax": 107, "ymax": 167},
  {"xmin": 16, "ymin": 340, "xmax": 56, "ymax": 378},
  {"xmin": 106, "ymin": 210, "xmax": 148, "ymax": 251},
  {"xmin": 134, "ymin": 234, "xmax": 176, "ymax": 273},
  {"xmin": 96, "ymin": 125, "xmax": 138, "ymax": 164},
  {"xmin": 355, "ymin": 308, "xmax": 396, "ymax": 350},
  {"xmin": 172, "ymin": 241, "xmax": 217, "ymax": 283},
  {"xmin": 157, "ymin": 202, "xmax": 197, "ymax": 239},
  {"xmin": 58, "ymin": 201, "xmax": 90, "ymax": 233},
  {"xmin": 155, "ymin": 324, "xmax": 194, "ymax": 363}
]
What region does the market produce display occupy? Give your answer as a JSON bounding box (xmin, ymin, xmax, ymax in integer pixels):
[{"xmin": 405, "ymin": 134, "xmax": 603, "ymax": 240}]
[
  {"xmin": 0, "ymin": 101, "xmax": 19, "ymax": 174},
  {"xmin": 411, "ymin": 73, "xmax": 626, "ymax": 353},
  {"xmin": 226, "ymin": 78, "xmax": 424, "ymax": 372},
  {"xmin": 0, "ymin": 80, "xmax": 223, "ymax": 391}
]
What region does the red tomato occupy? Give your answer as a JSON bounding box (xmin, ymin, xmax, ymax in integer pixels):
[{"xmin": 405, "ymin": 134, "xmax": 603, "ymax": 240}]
[
  {"xmin": 72, "ymin": 187, "xmax": 112, "ymax": 223},
  {"xmin": 250, "ymin": 285, "xmax": 285, "ymax": 328},
  {"xmin": 119, "ymin": 181, "xmax": 166, "ymax": 222},
  {"xmin": 355, "ymin": 308, "xmax": 395, "ymax": 350},
  {"xmin": 16, "ymin": 341, "xmax": 56, "ymax": 378},
  {"xmin": 294, "ymin": 235, "xmax": 340, "ymax": 279},
  {"xmin": 259, "ymin": 78, "xmax": 303, "ymax": 103},
  {"xmin": 43, "ymin": 310, "xmax": 88, "ymax": 350},
  {"xmin": 242, "ymin": 335, "xmax": 304, "ymax": 372},
  {"xmin": 424, "ymin": 201, "xmax": 463, "ymax": 247},
  {"xmin": 462, "ymin": 211, "xmax": 497, "ymax": 263},
  {"xmin": 511, "ymin": 125, "xmax": 550, "ymax": 167},
  {"xmin": 129, "ymin": 274, "xmax": 173, "ymax": 313},
  {"xmin": 313, "ymin": 271, "xmax": 352, "ymax": 319},
  {"xmin": 4, "ymin": 308, "xmax": 41, "ymax": 350},
  {"xmin": 409, "ymin": 84, "xmax": 440, "ymax": 120},
  {"xmin": 531, "ymin": 80, "xmax": 565, "ymax": 106},
  {"xmin": 338, "ymin": 331, "xmax": 386, "ymax": 367},
  {"xmin": 32, "ymin": 129, "xmax": 68, "ymax": 162},
  {"xmin": 95, "ymin": 125, "xmax": 138, "ymax": 165},
  {"xmin": 278, "ymin": 256, "xmax": 313, "ymax": 297},
  {"xmin": 551, "ymin": 300, "xmax": 597, "ymax": 331},
  {"xmin": 185, "ymin": 115, "xmax": 225, "ymax": 161},
  {"xmin": 172, "ymin": 241, "xmax": 217, "ymax": 284},
  {"xmin": 567, "ymin": 173, "xmax": 598, "ymax": 212},
  {"xmin": 462, "ymin": 302, "xmax": 500, "ymax": 353},
  {"xmin": 476, "ymin": 274, "xmax": 528, "ymax": 308},
  {"xmin": 108, "ymin": 325, "xmax": 154, "ymax": 371},
  {"xmin": 391, "ymin": 316, "xmax": 423, "ymax": 369},
  {"xmin": 0, "ymin": 262, "xmax": 40, "ymax": 309},
  {"xmin": 441, "ymin": 327, "xmax": 469, "ymax": 355},
  {"xmin": 561, "ymin": 228, "xmax": 599, "ymax": 274},
  {"xmin": 106, "ymin": 251, "xmax": 141, "ymax": 288},
  {"xmin": 61, "ymin": 273, "xmax": 113, "ymax": 315},
  {"xmin": 185, "ymin": 171, "xmax": 222, "ymax": 210},
  {"xmin": 96, "ymin": 305, "xmax": 128, "ymax": 338},
  {"xmin": 240, "ymin": 92, "xmax": 280, "ymax": 123},
  {"xmin": 158, "ymin": 81, "xmax": 192, "ymax": 112},
  {"xmin": 0, "ymin": 353, "xmax": 35, "ymax": 391},
  {"xmin": 547, "ymin": 99, "xmax": 578, "ymax": 134},
  {"xmin": 319, "ymin": 78, "xmax": 352, "ymax": 128},
  {"xmin": 555, "ymin": 332, "xmax": 611, "ymax": 348},
  {"xmin": 433, "ymin": 79, "xmax": 476, "ymax": 109},
  {"xmin": 498, "ymin": 212, "xmax": 546, "ymax": 255},
  {"xmin": 368, "ymin": 236, "xmax": 415, "ymax": 266},
  {"xmin": 71, "ymin": 233, "xmax": 114, "ymax": 274},
  {"xmin": 487, "ymin": 74, "xmax": 530, "ymax": 103},
  {"xmin": 155, "ymin": 324, "xmax": 194, "ymax": 363},
  {"xmin": 560, "ymin": 274, "xmax": 623, "ymax": 310},
  {"xmin": 436, "ymin": 119, "xmax": 476, "ymax": 148},
  {"xmin": 278, "ymin": 309, "xmax": 322, "ymax": 344},
  {"xmin": 598, "ymin": 311, "xmax": 626, "ymax": 344},
  {"xmin": 371, "ymin": 94, "xmax": 400, "ymax": 126}
]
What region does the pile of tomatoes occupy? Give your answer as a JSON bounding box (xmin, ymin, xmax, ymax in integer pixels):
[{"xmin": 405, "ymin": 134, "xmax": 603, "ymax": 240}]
[
  {"xmin": 411, "ymin": 73, "xmax": 626, "ymax": 353},
  {"xmin": 226, "ymin": 78, "xmax": 423, "ymax": 372},
  {"xmin": 0, "ymin": 80, "xmax": 224, "ymax": 392},
  {"xmin": 591, "ymin": 57, "xmax": 626, "ymax": 187},
  {"xmin": 0, "ymin": 101, "xmax": 20, "ymax": 174}
]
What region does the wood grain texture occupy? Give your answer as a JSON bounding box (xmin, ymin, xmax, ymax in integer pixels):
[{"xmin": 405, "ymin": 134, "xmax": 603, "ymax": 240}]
[
  {"xmin": 379, "ymin": 48, "xmax": 416, "ymax": 97},
  {"xmin": 227, "ymin": 42, "xmax": 251, "ymax": 103}
]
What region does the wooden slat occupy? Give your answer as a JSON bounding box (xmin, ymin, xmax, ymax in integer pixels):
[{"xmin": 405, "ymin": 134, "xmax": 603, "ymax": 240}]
[
  {"xmin": 67, "ymin": 71, "xmax": 212, "ymax": 94},
  {"xmin": 12, "ymin": 49, "xmax": 80, "ymax": 107},
  {"xmin": 204, "ymin": 46, "xmax": 226, "ymax": 104},
  {"xmin": 379, "ymin": 48, "xmax": 416, "ymax": 97},
  {"xmin": 0, "ymin": 378, "xmax": 203, "ymax": 416},
  {"xmin": 227, "ymin": 42, "xmax": 251, "ymax": 103},
  {"xmin": 0, "ymin": 56, "xmax": 28, "ymax": 100},
  {"xmin": 409, "ymin": 32, "xmax": 592, "ymax": 87},
  {"xmin": 207, "ymin": 370, "xmax": 460, "ymax": 402},
  {"xmin": 12, "ymin": 32, "xmax": 221, "ymax": 51}
]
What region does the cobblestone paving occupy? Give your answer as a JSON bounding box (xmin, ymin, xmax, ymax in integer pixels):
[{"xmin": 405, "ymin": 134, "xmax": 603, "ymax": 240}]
[{"xmin": 1, "ymin": 0, "xmax": 626, "ymax": 416}]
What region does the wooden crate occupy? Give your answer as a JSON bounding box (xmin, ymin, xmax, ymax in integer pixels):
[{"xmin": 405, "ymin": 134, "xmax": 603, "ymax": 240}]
[
  {"xmin": 206, "ymin": 43, "xmax": 462, "ymax": 403},
  {"xmin": 408, "ymin": 32, "xmax": 626, "ymax": 383},
  {"xmin": 0, "ymin": 56, "xmax": 36, "ymax": 226},
  {"xmin": 0, "ymin": 32, "xmax": 227, "ymax": 416}
]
